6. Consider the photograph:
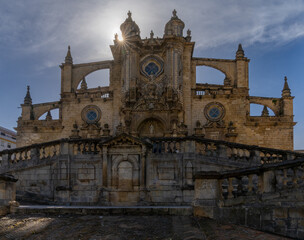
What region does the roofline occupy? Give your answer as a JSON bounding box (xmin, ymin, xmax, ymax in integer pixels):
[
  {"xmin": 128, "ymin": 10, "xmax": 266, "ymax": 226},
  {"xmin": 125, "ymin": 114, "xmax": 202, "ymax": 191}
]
[{"xmin": 0, "ymin": 126, "xmax": 16, "ymax": 136}]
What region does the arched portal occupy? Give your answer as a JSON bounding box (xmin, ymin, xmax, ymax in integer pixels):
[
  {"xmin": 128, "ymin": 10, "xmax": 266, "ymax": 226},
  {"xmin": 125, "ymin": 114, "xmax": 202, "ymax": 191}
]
[
  {"xmin": 138, "ymin": 118, "xmax": 165, "ymax": 137},
  {"xmin": 118, "ymin": 161, "xmax": 133, "ymax": 190}
]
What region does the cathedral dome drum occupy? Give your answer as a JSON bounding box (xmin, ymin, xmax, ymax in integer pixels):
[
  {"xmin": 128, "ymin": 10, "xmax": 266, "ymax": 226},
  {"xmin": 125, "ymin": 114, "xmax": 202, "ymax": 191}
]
[
  {"xmin": 120, "ymin": 11, "xmax": 140, "ymax": 39},
  {"xmin": 164, "ymin": 9, "xmax": 185, "ymax": 37}
]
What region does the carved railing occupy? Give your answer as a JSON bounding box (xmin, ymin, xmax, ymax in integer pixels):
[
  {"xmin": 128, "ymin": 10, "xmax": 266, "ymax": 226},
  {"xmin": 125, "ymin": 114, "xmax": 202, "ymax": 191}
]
[
  {"xmin": 1, "ymin": 136, "xmax": 303, "ymax": 172},
  {"xmin": 193, "ymin": 84, "xmax": 233, "ymax": 97},
  {"xmin": 75, "ymin": 87, "xmax": 113, "ymax": 100},
  {"xmin": 194, "ymin": 158, "xmax": 304, "ymax": 204},
  {"xmin": 71, "ymin": 138, "xmax": 102, "ymax": 155},
  {"xmin": 149, "ymin": 136, "xmax": 304, "ymax": 165},
  {"xmin": 0, "ymin": 137, "xmax": 109, "ymax": 172},
  {"xmin": 0, "ymin": 140, "xmax": 61, "ymax": 165},
  {"xmin": 193, "ymin": 158, "xmax": 304, "ymax": 239}
]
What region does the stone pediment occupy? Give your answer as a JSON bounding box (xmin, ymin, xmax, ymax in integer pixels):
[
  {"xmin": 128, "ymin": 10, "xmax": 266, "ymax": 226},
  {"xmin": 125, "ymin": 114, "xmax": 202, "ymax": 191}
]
[{"xmin": 100, "ymin": 133, "xmax": 152, "ymax": 148}]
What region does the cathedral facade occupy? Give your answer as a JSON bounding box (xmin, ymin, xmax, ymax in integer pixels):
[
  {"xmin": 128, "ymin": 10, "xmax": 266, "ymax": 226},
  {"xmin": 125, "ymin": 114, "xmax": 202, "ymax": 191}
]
[
  {"xmin": 17, "ymin": 10, "xmax": 295, "ymax": 150},
  {"xmin": 4, "ymin": 11, "xmax": 298, "ymax": 206}
]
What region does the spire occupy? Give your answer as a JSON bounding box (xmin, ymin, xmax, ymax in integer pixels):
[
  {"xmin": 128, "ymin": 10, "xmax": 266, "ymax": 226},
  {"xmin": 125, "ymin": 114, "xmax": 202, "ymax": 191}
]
[
  {"xmin": 236, "ymin": 43, "xmax": 245, "ymax": 59},
  {"xmin": 150, "ymin": 30, "xmax": 154, "ymax": 39},
  {"xmin": 46, "ymin": 110, "xmax": 52, "ymax": 121},
  {"xmin": 80, "ymin": 77, "xmax": 88, "ymax": 90},
  {"xmin": 261, "ymin": 106, "xmax": 269, "ymax": 117},
  {"xmin": 24, "ymin": 85, "xmax": 32, "ymax": 105},
  {"xmin": 282, "ymin": 76, "xmax": 291, "ymax": 97},
  {"xmin": 65, "ymin": 45, "xmax": 73, "ymax": 64}
]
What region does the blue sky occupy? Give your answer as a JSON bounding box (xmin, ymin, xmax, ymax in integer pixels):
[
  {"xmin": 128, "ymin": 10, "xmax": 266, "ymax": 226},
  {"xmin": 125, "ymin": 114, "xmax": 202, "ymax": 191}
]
[{"xmin": 0, "ymin": 0, "xmax": 304, "ymax": 149}]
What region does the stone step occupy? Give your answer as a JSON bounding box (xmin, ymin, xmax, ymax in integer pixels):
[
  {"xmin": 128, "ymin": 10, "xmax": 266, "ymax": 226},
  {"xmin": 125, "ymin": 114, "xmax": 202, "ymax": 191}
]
[{"xmin": 16, "ymin": 205, "xmax": 193, "ymax": 216}]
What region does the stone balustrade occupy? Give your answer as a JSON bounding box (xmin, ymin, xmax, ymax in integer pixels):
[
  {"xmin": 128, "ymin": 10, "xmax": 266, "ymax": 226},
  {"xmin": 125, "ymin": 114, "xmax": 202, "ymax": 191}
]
[
  {"xmin": 193, "ymin": 157, "xmax": 304, "ymax": 239},
  {"xmin": 0, "ymin": 140, "xmax": 61, "ymax": 169},
  {"xmin": 149, "ymin": 136, "xmax": 303, "ymax": 165},
  {"xmin": 72, "ymin": 138, "xmax": 103, "ymax": 155},
  {"xmin": 1, "ymin": 136, "xmax": 304, "ymax": 174},
  {"xmin": 193, "ymin": 84, "xmax": 233, "ymax": 97}
]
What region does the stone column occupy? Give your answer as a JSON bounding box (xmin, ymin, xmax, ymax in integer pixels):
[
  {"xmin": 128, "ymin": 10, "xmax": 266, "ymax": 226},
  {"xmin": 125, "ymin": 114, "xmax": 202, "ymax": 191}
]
[
  {"xmin": 140, "ymin": 146, "xmax": 146, "ymax": 190},
  {"xmin": 102, "ymin": 146, "xmax": 108, "ymax": 187}
]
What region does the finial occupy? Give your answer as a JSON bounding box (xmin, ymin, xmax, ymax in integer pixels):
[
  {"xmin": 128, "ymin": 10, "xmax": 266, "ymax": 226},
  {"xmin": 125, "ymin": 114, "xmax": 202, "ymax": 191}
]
[
  {"xmin": 24, "ymin": 85, "xmax": 32, "ymax": 105},
  {"xmin": 172, "ymin": 9, "xmax": 177, "ymax": 18},
  {"xmin": 80, "ymin": 77, "xmax": 88, "ymax": 90},
  {"xmin": 114, "ymin": 33, "xmax": 118, "ymax": 41},
  {"xmin": 261, "ymin": 106, "xmax": 269, "ymax": 117},
  {"xmin": 187, "ymin": 29, "xmax": 191, "ymax": 37},
  {"xmin": 236, "ymin": 43, "xmax": 245, "ymax": 59},
  {"xmin": 127, "ymin": 10, "xmax": 132, "ymax": 19},
  {"xmin": 46, "ymin": 110, "xmax": 52, "ymax": 121},
  {"xmin": 65, "ymin": 45, "xmax": 73, "ymax": 64},
  {"xmin": 282, "ymin": 76, "xmax": 291, "ymax": 97},
  {"xmin": 150, "ymin": 30, "xmax": 154, "ymax": 39},
  {"xmin": 186, "ymin": 29, "xmax": 192, "ymax": 42}
]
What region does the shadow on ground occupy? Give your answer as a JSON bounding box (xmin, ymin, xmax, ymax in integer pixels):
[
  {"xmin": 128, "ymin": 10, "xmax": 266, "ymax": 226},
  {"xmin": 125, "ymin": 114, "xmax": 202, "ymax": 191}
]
[{"xmin": 0, "ymin": 214, "xmax": 289, "ymax": 240}]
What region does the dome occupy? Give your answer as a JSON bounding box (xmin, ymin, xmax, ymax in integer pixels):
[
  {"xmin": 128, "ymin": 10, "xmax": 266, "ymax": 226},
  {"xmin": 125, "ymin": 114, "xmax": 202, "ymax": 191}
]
[
  {"xmin": 164, "ymin": 10, "xmax": 185, "ymax": 37},
  {"xmin": 120, "ymin": 11, "xmax": 140, "ymax": 39}
]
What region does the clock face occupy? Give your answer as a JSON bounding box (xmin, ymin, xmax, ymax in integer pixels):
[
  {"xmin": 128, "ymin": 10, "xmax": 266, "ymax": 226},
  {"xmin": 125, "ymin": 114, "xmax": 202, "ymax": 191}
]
[
  {"xmin": 81, "ymin": 105, "xmax": 101, "ymax": 124},
  {"xmin": 204, "ymin": 102, "xmax": 225, "ymax": 121}
]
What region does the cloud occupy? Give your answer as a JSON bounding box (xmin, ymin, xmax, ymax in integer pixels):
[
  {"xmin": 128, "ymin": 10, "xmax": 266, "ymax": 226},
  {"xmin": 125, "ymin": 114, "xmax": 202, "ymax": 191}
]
[{"xmin": 1, "ymin": 0, "xmax": 304, "ymax": 67}]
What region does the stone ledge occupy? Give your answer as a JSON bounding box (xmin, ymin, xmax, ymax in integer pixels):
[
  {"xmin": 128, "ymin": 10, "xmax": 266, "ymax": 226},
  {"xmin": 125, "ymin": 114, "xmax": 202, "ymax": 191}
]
[{"xmin": 16, "ymin": 205, "xmax": 193, "ymax": 216}]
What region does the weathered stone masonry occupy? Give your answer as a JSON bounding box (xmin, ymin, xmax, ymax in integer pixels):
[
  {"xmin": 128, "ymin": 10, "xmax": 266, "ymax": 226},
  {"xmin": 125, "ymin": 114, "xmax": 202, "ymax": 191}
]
[{"xmin": 16, "ymin": 10, "xmax": 295, "ymax": 150}]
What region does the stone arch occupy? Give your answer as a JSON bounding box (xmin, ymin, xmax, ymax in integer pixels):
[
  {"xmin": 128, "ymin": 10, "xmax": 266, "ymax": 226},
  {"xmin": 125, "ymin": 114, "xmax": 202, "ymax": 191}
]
[
  {"xmin": 112, "ymin": 155, "xmax": 139, "ymax": 171},
  {"xmin": 185, "ymin": 161, "xmax": 193, "ymax": 185},
  {"xmin": 112, "ymin": 155, "xmax": 139, "ymax": 189},
  {"xmin": 249, "ymin": 97, "xmax": 280, "ymax": 116},
  {"xmin": 118, "ymin": 161, "xmax": 133, "ymax": 190},
  {"xmin": 33, "ymin": 102, "xmax": 60, "ymax": 120},
  {"xmin": 38, "ymin": 108, "xmax": 59, "ymax": 120},
  {"xmin": 250, "ymin": 103, "xmax": 276, "ymax": 116},
  {"xmin": 71, "ymin": 60, "xmax": 113, "ymax": 92},
  {"xmin": 193, "ymin": 58, "xmax": 236, "ymax": 84},
  {"xmin": 77, "ymin": 69, "xmax": 110, "ymax": 89},
  {"xmin": 137, "ymin": 117, "xmax": 166, "ymax": 137},
  {"xmin": 196, "ymin": 65, "xmax": 226, "ymax": 85}
]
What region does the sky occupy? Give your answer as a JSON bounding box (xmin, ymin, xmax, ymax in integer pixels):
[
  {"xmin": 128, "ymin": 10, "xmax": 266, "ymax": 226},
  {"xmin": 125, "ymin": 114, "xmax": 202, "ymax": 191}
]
[{"xmin": 0, "ymin": 0, "xmax": 304, "ymax": 149}]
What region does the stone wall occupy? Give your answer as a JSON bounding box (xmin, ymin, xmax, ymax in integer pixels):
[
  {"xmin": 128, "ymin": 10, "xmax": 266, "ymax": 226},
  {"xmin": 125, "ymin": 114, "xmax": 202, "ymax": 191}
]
[
  {"xmin": 15, "ymin": 12, "xmax": 295, "ymax": 151},
  {"xmin": 0, "ymin": 173, "xmax": 18, "ymax": 216},
  {"xmin": 1, "ymin": 135, "xmax": 303, "ymax": 207}
]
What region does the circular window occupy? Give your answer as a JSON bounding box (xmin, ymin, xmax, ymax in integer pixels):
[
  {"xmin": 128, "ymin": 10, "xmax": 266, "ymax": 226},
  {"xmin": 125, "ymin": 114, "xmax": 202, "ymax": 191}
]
[
  {"xmin": 81, "ymin": 105, "xmax": 101, "ymax": 124},
  {"xmin": 145, "ymin": 62, "xmax": 159, "ymax": 76},
  {"xmin": 140, "ymin": 55, "xmax": 164, "ymax": 79},
  {"xmin": 204, "ymin": 102, "xmax": 225, "ymax": 121}
]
